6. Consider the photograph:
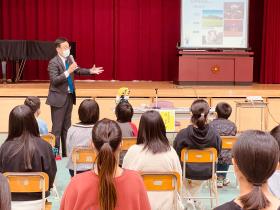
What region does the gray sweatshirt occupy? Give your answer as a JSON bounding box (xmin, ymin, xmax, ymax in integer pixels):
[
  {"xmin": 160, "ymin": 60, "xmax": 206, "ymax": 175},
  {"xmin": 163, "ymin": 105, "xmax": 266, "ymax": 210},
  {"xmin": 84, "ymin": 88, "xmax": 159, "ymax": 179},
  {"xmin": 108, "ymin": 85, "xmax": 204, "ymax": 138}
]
[{"xmin": 66, "ymin": 123, "xmax": 94, "ymax": 171}]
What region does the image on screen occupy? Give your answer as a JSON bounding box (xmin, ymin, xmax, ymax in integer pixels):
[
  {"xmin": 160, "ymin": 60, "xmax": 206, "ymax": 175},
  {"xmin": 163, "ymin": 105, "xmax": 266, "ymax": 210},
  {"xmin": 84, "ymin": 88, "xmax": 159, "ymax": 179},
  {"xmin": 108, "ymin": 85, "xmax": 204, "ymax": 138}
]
[{"xmin": 180, "ymin": 0, "xmax": 249, "ymax": 49}]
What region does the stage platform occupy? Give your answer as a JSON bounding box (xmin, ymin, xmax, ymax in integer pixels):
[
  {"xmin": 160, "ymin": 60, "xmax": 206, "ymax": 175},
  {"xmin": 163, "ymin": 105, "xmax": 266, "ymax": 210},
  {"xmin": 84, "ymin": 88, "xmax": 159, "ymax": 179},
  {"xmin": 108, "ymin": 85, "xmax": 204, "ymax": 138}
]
[
  {"xmin": 1, "ymin": 81, "xmax": 280, "ymax": 133},
  {"xmin": 1, "ymin": 81, "xmax": 280, "ymax": 97}
]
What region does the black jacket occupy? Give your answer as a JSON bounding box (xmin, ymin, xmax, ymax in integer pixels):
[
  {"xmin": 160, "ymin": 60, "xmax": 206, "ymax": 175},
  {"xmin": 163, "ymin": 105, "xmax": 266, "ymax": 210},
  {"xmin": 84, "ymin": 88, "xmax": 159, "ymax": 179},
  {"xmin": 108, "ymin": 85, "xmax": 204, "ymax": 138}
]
[
  {"xmin": 173, "ymin": 124, "xmax": 221, "ymax": 180},
  {"xmin": 0, "ymin": 137, "xmax": 57, "ymax": 201}
]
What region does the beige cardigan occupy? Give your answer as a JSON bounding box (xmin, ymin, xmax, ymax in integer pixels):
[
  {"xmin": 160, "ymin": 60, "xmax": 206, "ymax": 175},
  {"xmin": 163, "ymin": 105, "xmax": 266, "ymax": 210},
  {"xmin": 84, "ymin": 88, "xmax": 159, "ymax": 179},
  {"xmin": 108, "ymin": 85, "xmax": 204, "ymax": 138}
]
[{"xmin": 123, "ymin": 144, "xmax": 182, "ymax": 210}]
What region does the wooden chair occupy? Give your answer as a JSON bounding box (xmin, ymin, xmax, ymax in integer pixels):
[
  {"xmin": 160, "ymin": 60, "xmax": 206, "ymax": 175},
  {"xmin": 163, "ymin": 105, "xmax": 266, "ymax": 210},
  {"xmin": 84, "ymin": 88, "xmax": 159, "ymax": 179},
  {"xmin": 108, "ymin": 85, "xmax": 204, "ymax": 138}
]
[
  {"xmin": 4, "ymin": 172, "xmax": 51, "ymax": 210},
  {"xmin": 216, "ymin": 136, "xmax": 238, "ymax": 186},
  {"xmin": 41, "ymin": 133, "xmax": 56, "ymax": 148},
  {"xmin": 121, "ymin": 137, "xmax": 137, "ymax": 151},
  {"xmin": 141, "ymin": 172, "xmax": 182, "ymax": 209},
  {"xmin": 181, "ymin": 147, "xmax": 218, "ymax": 208},
  {"xmin": 72, "ymin": 147, "xmax": 96, "ymax": 176}
]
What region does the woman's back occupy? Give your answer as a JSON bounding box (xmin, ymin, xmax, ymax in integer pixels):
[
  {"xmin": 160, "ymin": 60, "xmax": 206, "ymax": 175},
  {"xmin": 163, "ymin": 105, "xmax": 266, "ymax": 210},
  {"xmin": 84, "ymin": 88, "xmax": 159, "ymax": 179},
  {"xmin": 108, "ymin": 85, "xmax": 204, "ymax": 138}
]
[
  {"xmin": 123, "ymin": 144, "xmax": 181, "ymax": 172},
  {"xmin": 123, "ymin": 144, "xmax": 182, "ymax": 210},
  {"xmin": 0, "ymin": 137, "xmax": 57, "ymax": 201},
  {"xmin": 173, "ymin": 124, "xmax": 221, "ymax": 180},
  {"xmin": 60, "ymin": 170, "xmax": 150, "ymax": 210}
]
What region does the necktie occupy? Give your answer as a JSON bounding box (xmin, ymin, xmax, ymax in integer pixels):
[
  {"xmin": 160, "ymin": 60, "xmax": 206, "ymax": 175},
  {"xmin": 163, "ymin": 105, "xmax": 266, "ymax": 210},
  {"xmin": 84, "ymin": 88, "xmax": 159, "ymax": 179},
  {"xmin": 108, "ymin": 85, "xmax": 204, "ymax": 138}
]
[{"xmin": 65, "ymin": 60, "xmax": 74, "ymax": 93}]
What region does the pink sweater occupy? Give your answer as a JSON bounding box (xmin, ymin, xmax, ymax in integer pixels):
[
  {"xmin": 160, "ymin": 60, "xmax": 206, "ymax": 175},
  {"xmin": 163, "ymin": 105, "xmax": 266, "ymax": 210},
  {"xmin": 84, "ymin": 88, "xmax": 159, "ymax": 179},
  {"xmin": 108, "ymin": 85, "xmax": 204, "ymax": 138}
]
[{"xmin": 60, "ymin": 170, "xmax": 151, "ymax": 210}]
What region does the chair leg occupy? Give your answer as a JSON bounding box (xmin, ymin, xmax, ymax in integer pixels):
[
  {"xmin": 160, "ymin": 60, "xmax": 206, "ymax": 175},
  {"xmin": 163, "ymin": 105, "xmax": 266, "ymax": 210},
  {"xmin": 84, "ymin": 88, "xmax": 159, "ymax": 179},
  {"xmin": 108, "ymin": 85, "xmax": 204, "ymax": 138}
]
[
  {"xmin": 52, "ymin": 183, "xmax": 60, "ymax": 200},
  {"xmin": 212, "ymin": 178, "xmax": 218, "ymax": 207},
  {"xmin": 215, "ymin": 181, "xmax": 218, "ymax": 206},
  {"xmin": 209, "ymin": 180, "xmax": 213, "ymax": 208}
]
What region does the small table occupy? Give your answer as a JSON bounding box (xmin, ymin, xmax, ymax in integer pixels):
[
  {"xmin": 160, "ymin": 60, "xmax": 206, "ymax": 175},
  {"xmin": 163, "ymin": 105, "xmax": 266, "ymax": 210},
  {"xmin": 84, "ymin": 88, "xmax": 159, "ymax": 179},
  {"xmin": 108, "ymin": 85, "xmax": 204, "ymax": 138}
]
[
  {"xmin": 133, "ymin": 107, "xmax": 216, "ymax": 121},
  {"xmin": 235, "ymin": 101, "xmax": 268, "ymax": 131}
]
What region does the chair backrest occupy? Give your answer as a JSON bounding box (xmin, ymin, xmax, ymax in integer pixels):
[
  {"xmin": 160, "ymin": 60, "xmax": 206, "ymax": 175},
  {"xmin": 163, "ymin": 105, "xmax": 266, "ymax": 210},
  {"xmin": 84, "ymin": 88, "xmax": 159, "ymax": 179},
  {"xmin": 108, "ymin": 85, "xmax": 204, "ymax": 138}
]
[
  {"xmin": 122, "ymin": 137, "xmax": 137, "ymax": 151},
  {"xmin": 41, "ymin": 133, "xmax": 56, "ymax": 148},
  {"xmin": 4, "ymin": 172, "xmax": 49, "ymax": 210},
  {"xmin": 72, "ymin": 147, "xmax": 96, "ymax": 164},
  {"xmin": 181, "ymin": 147, "xmax": 218, "ymax": 179},
  {"xmin": 141, "ymin": 172, "xmax": 180, "ymax": 191},
  {"xmin": 180, "ymin": 148, "xmax": 217, "ymax": 163},
  {"xmin": 4, "ymin": 172, "xmax": 49, "ymax": 193},
  {"xmin": 221, "ymin": 136, "xmax": 237, "ymax": 150}
]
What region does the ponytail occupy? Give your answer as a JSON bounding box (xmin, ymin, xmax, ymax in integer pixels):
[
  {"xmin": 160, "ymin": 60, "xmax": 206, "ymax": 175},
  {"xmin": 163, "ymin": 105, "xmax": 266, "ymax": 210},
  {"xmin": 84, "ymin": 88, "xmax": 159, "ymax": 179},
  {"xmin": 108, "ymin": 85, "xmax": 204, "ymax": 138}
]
[
  {"xmin": 196, "ymin": 113, "xmax": 207, "ymax": 128},
  {"xmin": 232, "ymin": 130, "xmax": 279, "ymax": 210},
  {"xmin": 239, "ymin": 185, "xmax": 270, "ymax": 210},
  {"xmin": 190, "ymin": 99, "xmax": 209, "ymax": 128},
  {"xmin": 96, "ymin": 143, "xmax": 117, "ymax": 210},
  {"xmin": 92, "ymin": 119, "xmax": 122, "ymax": 210}
]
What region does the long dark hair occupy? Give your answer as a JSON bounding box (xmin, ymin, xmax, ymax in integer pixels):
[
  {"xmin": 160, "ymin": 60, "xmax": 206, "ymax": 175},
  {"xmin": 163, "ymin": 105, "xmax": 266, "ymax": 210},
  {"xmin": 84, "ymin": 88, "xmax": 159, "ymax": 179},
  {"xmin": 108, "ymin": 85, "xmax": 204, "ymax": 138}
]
[
  {"xmin": 0, "ymin": 173, "xmax": 11, "ymax": 210},
  {"xmin": 137, "ymin": 110, "xmax": 170, "ymax": 154},
  {"xmin": 6, "ymin": 105, "xmax": 39, "ymax": 170},
  {"xmin": 233, "ymin": 130, "xmax": 279, "ymax": 210},
  {"xmin": 190, "ymin": 99, "xmax": 210, "ymax": 129},
  {"xmin": 92, "ymin": 119, "xmax": 122, "ymax": 210}
]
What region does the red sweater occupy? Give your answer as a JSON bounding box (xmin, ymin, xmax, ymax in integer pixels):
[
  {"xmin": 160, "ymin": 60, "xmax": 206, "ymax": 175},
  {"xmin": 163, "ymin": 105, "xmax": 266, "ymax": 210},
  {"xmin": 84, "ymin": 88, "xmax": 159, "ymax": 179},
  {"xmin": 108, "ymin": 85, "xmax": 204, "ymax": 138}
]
[{"xmin": 60, "ymin": 169, "xmax": 151, "ymax": 210}]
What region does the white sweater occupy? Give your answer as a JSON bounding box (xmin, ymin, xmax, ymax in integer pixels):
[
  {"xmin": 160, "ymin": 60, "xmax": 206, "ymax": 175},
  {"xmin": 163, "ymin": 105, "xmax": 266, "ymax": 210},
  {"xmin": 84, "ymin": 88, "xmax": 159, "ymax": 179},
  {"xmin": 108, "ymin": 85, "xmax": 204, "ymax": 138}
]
[{"xmin": 123, "ymin": 144, "xmax": 182, "ymax": 210}]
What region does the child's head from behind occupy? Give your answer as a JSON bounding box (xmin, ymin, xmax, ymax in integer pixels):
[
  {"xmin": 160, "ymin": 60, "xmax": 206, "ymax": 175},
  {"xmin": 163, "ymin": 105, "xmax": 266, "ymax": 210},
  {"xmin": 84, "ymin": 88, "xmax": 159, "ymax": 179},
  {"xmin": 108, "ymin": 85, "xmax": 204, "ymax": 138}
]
[
  {"xmin": 190, "ymin": 99, "xmax": 210, "ymax": 129},
  {"xmin": 270, "ymin": 124, "xmax": 280, "ymax": 163},
  {"xmin": 137, "ymin": 110, "xmax": 169, "ymax": 154},
  {"xmin": 78, "ymin": 99, "xmax": 99, "ymax": 125},
  {"xmin": 233, "ymin": 130, "xmax": 279, "ymax": 210},
  {"xmin": 115, "ymin": 101, "xmax": 133, "ymax": 123},
  {"xmin": 215, "ymin": 102, "xmax": 232, "ymax": 119}
]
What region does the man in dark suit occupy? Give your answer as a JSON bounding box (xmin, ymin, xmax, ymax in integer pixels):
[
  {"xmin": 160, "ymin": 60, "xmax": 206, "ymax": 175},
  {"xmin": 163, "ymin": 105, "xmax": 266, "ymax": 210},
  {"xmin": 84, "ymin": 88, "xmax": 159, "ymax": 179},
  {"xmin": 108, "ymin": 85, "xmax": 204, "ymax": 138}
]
[{"xmin": 46, "ymin": 37, "xmax": 103, "ymax": 158}]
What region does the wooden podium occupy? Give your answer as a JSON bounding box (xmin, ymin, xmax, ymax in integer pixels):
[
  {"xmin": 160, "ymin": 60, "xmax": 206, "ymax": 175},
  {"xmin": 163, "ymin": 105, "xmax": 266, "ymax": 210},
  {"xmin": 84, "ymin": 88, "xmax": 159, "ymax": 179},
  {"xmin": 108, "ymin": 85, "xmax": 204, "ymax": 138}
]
[{"xmin": 176, "ymin": 51, "xmax": 254, "ymax": 85}]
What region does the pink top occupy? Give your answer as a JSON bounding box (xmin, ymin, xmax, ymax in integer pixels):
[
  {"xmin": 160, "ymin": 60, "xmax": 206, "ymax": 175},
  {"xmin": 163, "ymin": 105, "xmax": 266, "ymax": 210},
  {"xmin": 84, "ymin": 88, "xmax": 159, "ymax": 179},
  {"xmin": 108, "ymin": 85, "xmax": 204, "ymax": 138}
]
[{"xmin": 60, "ymin": 169, "xmax": 151, "ymax": 210}]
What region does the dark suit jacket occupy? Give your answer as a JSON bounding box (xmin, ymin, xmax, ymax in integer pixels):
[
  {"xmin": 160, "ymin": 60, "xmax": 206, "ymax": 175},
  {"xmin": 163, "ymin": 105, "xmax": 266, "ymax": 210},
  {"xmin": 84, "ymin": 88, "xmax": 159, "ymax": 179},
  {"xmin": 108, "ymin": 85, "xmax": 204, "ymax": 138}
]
[{"xmin": 46, "ymin": 55, "xmax": 90, "ymax": 107}]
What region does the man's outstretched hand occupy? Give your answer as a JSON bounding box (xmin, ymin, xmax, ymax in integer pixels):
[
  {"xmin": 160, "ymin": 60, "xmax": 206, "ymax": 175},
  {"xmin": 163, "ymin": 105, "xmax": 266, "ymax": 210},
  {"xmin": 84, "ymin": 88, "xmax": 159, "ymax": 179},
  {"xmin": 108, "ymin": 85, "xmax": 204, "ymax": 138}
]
[{"xmin": 90, "ymin": 65, "xmax": 104, "ymax": 75}]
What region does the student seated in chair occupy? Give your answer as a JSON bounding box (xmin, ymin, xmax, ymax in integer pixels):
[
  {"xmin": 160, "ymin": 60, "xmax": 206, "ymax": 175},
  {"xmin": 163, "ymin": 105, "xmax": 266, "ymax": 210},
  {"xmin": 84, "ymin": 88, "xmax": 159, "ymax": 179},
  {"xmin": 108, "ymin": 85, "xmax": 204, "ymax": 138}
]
[
  {"xmin": 66, "ymin": 99, "xmax": 99, "ymax": 177},
  {"xmin": 214, "ymin": 130, "xmax": 280, "ymax": 210},
  {"xmin": 210, "ymin": 102, "xmax": 237, "ymax": 188},
  {"xmin": 173, "ymin": 99, "xmax": 221, "ymax": 209},
  {"xmin": 24, "ymin": 96, "xmax": 48, "ymax": 135},
  {"xmin": 60, "ymin": 119, "xmax": 151, "ymax": 210},
  {"xmin": 0, "ymin": 105, "xmax": 57, "ymax": 210},
  {"xmin": 123, "ymin": 110, "xmax": 182, "ymax": 210},
  {"xmin": 115, "ymin": 101, "xmax": 137, "ymax": 166},
  {"xmin": 269, "ymin": 125, "xmax": 280, "ymax": 199}
]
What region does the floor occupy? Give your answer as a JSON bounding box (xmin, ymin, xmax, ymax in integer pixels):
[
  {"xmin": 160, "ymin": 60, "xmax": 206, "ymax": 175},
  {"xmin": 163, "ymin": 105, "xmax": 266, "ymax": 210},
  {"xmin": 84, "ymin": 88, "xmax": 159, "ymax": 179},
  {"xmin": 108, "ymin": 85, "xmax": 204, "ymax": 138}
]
[{"xmin": 0, "ymin": 133, "xmax": 238, "ymax": 210}]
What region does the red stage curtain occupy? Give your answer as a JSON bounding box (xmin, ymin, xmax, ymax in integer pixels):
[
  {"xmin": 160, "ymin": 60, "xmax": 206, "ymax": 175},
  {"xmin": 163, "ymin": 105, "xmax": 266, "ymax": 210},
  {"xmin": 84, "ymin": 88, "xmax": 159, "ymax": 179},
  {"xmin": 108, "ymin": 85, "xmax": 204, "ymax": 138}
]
[
  {"xmin": 1, "ymin": 0, "xmax": 279, "ymax": 83},
  {"xmin": 0, "ymin": 0, "xmax": 180, "ymax": 81},
  {"xmin": 260, "ymin": 0, "xmax": 280, "ymax": 83},
  {"xmin": 248, "ymin": 0, "xmax": 264, "ymax": 82}
]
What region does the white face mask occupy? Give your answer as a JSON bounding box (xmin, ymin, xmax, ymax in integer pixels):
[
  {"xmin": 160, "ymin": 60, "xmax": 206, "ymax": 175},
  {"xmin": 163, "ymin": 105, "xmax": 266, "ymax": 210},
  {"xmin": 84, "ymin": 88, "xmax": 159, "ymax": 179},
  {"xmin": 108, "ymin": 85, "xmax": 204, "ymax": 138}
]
[{"xmin": 62, "ymin": 49, "xmax": 70, "ymax": 58}]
